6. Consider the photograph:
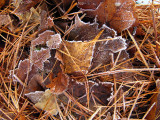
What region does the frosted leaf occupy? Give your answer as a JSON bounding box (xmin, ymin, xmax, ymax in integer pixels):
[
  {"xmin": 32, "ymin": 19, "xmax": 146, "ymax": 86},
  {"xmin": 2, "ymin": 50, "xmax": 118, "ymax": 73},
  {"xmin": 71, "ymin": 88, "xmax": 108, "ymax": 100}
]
[
  {"xmin": 58, "ymin": 40, "xmax": 96, "ymax": 75},
  {"xmin": 35, "ymin": 89, "xmax": 58, "ymax": 115},
  {"xmin": 11, "ymin": 59, "xmax": 32, "ymax": 83},
  {"xmin": 30, "ymin": 30, "xmax": 62, "ymax": 70},
  {"xmin": 77, "ymin": 0, "xmax": 136, "ymax": 32},
  {"xmin": 67, "ymin": 80, "xmax": 113, "ymax": 106},
  {"xmin": 0, "ymin": 14, "xmax": 11, "ymax": 27},
  {"xmin": 25, "ymin": 91, "xmax": 44, "ymax": 103},
  {"xmin": 30, "ymin": 48, "xmax": 51, "ymax": 70},
  {"xmin": 69, "ymin": 15, "xmax": 116, "ymax": 41},
  {"xmin": 31, "ymin": 30, "xmax": 55, "ymax": 47},
  {"xmin": 46, "ymin": 34, "xmax": 62, "ymax": 49},
  {"xmin": 98, "ymin": 37, "xmax": 127, "ymax": 53},
  {"xmin": 25, "ymin": 74, "xmax": 45, "ymax": 93}
]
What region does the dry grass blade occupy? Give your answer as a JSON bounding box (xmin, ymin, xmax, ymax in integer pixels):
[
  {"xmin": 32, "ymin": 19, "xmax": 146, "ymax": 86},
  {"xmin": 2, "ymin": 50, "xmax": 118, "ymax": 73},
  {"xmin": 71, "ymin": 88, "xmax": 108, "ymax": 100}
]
[
  {"xmin": 127, "ymin": 30, "xmax": 149, "ymax": 69},
  {"xmin": 88, "ymin": 68, "xmax": 160, "ymax": 77}
]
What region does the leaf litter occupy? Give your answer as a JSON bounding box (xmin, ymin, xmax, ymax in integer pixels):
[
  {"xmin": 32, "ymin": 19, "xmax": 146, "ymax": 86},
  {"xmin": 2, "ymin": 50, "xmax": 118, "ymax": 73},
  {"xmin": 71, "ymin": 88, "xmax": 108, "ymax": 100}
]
[{"xmin": 0, "ymin": 0, "xmax": 160, "ymax": 119}]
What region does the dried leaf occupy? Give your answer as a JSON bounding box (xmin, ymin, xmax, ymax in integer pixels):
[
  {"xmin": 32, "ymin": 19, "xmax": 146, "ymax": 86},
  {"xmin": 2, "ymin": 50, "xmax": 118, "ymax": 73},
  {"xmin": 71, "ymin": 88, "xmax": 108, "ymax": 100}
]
[
  {"xmin": 46, "ymin": 71, "xmax": 69, "ymax": 94},
  {"xmin": 25, "ymin": 91, "xmax": 44, "ymax": 103},
  {"xmin": 35, "ymin": 89, "xmax": 58, "ymax": 115},
  {"xmin": 25, "ymin": 74, "xmax": 45, "ymax": 93},
  {"xmin": 114, "ymin": 51, "xmax": 135, "ymax": 81},
  {"xmin": 10, "ymin": 59, "xmax": 42, "ymax": 95},
  {"xmin": 25, "ymin": 89, "xmax": 58, "ymax": 115},
  {"xmin": 39, "ymin": 14, "xmax": 54, "ymax": 32},
  {"xmin": 12, "ymin": 59, "xmax": 32, "ymax": 83},
  {"xmin": 31, "ymin": 30, "xmax": 55, "ymax": 47},
  {"xmin": 12, "ymin": 0, "xmax": 41, "ymax": 23},
  {"xmin": 14, "ymin": 0, "xmax": 42, "ymax": 14},
  {"xmin": 44, "ymin": 50, "xmax": 61, "ymax": 75},
  {"xmin": 92, "ymin": 50, "xmax": 135, "ymax": 82},
  {"xmin": 58, "ymin": 16, "xmax": 134, "ymax": 82},
  {"xmin": 91, "ymin": 82, "xmax": 113, "ymax": 105},
  {"xmin": 14, "ymin": 7, "xmax": 40, "ymax": 23},
  {"xmin": 77, "ymin": 0, "xmax": 136, "ymax": 32},
  {"xmin": 31, "ymin": 30, "xmax": 62, "ymax": 70},
  {"xmin": 98, "ymin": 37, "xmax": 127, "ymax": 53},
  {"xmin": 0, "ymin": 14, "xmax": 11, "ymax": 27},
  {"xmin": 69, "ymin": 16, "xmax": 134, "ymax": 82},
  {"xmin": 46, "ymin": 34, "xmax": 62, "ymax": 49},
  {"xmin": 30, "ymin": 48, "xmax": 51, "ymax": 70},
  {"xmin": 59, "ymin": 15, "xmax": 116, "ymax": 75},
  {"xmin": 59, "ymin": 40, "xmax": 96, "ymax": 75},
  {"xmin": 38, "ymin": 3, "xmax": 54, "ymax": 32},
  {"xmin": 91, "ymin": 37, "xmax": 127, "ymax": 70},
  {"xmin": 67, "ymin": 80, "xmax": 113, "ymax": 106},
  {"xmin": 69, "ymin": 15, "xmax": 116, "ymax": 41}
]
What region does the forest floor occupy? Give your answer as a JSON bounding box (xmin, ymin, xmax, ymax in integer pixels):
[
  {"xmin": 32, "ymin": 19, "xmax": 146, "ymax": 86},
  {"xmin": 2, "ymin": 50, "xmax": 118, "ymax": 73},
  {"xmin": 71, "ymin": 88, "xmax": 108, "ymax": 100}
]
[{"xmin": 0, "ymin": 0, "xmax": 160, "ymax": 120}]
